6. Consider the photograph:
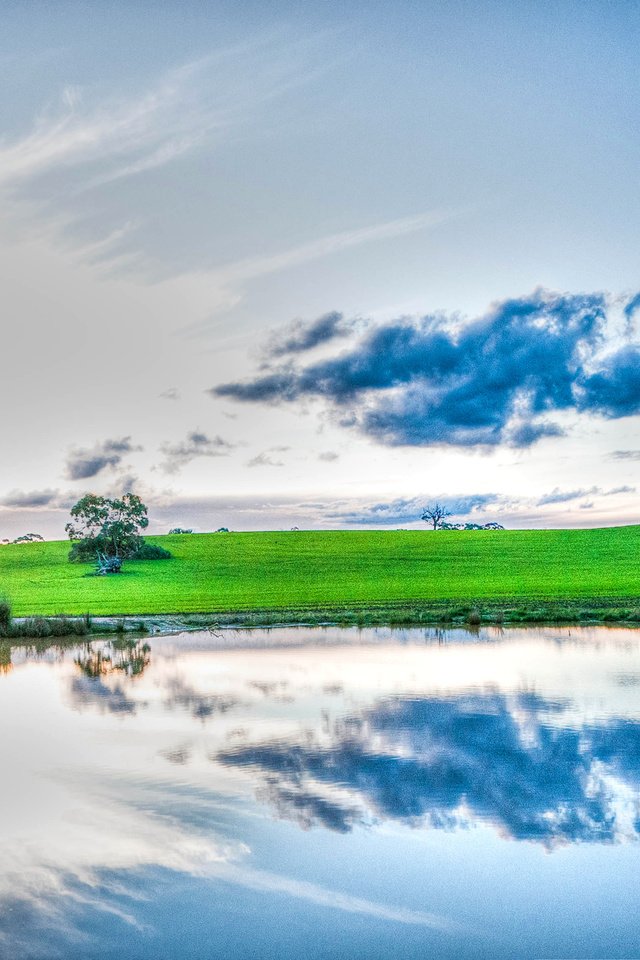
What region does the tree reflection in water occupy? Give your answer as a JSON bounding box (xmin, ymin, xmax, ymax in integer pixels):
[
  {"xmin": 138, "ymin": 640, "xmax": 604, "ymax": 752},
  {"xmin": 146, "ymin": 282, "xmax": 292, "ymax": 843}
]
[
  {"xmin": 0, "ymin": 636, "xmax": 151, "ymax": 680},
  {"xmin": 69, "ymin": 637, "xmax": 151, "ymax": 715},
  {"xmin": 0, "ymin": 641, "xmax": 12, "ymax": 675},
  {"xmin": 74, "ymin": 637, "xmax": 151, "ymax": 679}
]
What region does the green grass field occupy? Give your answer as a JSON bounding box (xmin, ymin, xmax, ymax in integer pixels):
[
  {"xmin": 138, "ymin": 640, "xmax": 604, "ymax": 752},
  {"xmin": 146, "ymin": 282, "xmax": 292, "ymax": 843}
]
[{"xmin": 1, "ymin": 527, "xmax": 639, "ymax": 618}]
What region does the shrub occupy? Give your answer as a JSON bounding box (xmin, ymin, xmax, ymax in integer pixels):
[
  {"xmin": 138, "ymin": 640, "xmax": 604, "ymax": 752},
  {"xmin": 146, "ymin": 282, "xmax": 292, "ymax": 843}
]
[
  {"xmin": 132, "ymin": 542, "xmax": 172, "ymax": 560},
  {"xmin": 13, "ymin": 616, "xmax": 89, "ymax": 638},
  {"xmin": 69, "ymin": 540, "xmax": 101, "ymax": 563},
  {"xmin": 69, "ymin": 539, "xmax": 171, "ymax": 563},
  {"xmin": 0, "ymin": 600, "xmax": 11, "ymax": 636}
]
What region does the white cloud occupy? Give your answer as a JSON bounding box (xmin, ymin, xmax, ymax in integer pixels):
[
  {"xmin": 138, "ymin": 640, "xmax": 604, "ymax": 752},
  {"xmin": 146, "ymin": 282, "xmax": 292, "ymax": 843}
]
[
  {"xmin": 0, "ymin": 73, "xmax": 194, "ymax": 188},
  {"xmin": 210, "ymin": 209, "xmax": 463, "ymax": 286}
]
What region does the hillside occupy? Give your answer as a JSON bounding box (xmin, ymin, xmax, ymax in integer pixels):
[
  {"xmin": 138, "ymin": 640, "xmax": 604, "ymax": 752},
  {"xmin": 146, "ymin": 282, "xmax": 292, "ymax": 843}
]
[{"xmin": 1, "ymin": 527, "xmax": 639, "ymax": 619}]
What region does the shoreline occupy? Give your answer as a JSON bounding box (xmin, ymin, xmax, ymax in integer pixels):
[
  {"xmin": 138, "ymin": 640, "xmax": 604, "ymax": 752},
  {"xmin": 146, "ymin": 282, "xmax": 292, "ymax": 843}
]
[{"xmin": 5, "ymin": 598, "xmax": 640, "ymax": 640}]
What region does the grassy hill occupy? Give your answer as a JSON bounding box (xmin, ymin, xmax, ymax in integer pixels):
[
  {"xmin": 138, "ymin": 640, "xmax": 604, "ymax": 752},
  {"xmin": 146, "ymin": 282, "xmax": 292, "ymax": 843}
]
[{"xmin": 0, "ymin": 527, "xmax": 639, "ymax": 620}]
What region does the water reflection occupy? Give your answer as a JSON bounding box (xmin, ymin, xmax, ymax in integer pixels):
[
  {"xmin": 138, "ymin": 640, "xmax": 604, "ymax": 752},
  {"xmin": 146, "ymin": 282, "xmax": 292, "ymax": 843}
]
[
  {"xmin": 69, "ymin": 638, "xmax": 151, "ymax": 715},
  {"xmin": 74, "ymin": 637, "xmax": 151, "ymax": 679},
  {"xmin": 0, "ymin": 640, "xmax": 12, "ymax": 674},
  {"xmin": 1, "ymin": 625, "xmax": 639, "ymax": 959},
  {"xmin": 218, "ymin": 690, "xmax": 640, "ymax": 843},
  {"xmin": 164, "ymin": 676, "xmax": 241, "ymax": 719}
]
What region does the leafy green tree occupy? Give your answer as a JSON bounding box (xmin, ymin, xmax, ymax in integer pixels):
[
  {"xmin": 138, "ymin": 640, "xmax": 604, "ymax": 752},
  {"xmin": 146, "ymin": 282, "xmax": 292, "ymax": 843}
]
[{"xmin": 66, "ymin": 493, "xmax": 150, "ymax": 573}]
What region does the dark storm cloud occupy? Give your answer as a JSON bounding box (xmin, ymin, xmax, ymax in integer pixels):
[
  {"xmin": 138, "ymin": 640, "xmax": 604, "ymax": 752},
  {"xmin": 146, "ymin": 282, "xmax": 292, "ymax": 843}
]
[
  {"xmin": 217, "ymin": 692, "xmax": 640, "ymax": 844},
  {"xmin": 580, "ymin": 346, "xmax": 640, "ymax": 418},
  {"xmin": 332, "ymin": 493, "xmax": 499, "ymax": 526},
  {"xmin": 65, "ymin": 437, "xmax": 141, "ymax": 480},
  {"xmin": 212, "ymin": 290, "xmax": 640, "ymax": 448},
  {"xmin": 267, "ymin": 311, "xmax": 352, "ymax": 356},
  {"xmin": 0, "ymin": 489, "xmax": 59, "ymax": 508},
  {"xmin": 159, "ymin": 431, "xmax": 235, "ymax": 474}
]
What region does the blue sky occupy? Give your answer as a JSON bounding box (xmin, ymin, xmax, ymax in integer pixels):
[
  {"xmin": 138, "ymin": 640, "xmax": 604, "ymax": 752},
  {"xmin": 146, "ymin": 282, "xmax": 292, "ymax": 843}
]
[{"xmin": 1, "ymin": 0, "xmax": 639, "ymax": 537}]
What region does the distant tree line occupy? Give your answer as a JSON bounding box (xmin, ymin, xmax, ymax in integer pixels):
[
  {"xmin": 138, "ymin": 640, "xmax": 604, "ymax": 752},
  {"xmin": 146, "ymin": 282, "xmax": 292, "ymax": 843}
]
[
  {"xmin": 440, "ymin": 521, "xmax": 504, "ymax": 530},
  {"xmin": 1, "ymin": 533, "xmax": 44, "ymax": 545}
]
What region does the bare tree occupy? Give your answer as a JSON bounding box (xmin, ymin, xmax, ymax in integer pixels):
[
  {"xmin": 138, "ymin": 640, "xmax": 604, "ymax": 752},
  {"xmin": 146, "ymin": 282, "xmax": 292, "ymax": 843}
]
[{"xmin": 421, "ymin": 502, "xmax": 451, "ymax": 530}]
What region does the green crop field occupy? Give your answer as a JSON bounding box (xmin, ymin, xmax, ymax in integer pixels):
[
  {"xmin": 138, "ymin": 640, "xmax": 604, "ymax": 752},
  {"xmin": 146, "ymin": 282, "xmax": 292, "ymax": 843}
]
[{"xmin": 1, "ymin": 527, "xmax": 640, "ymax": 619}]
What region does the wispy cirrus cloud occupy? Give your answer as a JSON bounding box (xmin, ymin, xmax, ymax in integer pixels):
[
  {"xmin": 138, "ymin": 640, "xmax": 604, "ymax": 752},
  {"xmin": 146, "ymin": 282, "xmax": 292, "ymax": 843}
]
[
  {"xmin": 0, "ymin": 37, "xmax": 336, "ymax": 271},
  {"xmin": 177, "ymin": 211, "xmax": 456, "ymax": 342},
  {"xmin": 0, "ymin": 65, "xmax": 208, "ymax": 192},
  {"xmin": 0, "ymin": 30, "xmax": 333, "ymax": 197},
  {"xmin": 209, "ymin": 209, "xmax": 460, "ymax": 287}
]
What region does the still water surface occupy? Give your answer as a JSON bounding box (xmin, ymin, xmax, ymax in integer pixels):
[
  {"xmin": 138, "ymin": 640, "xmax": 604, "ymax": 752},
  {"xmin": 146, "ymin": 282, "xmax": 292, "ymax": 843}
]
[{"xmin": 1, "ymin": 625, "xmax": 639, "ymax": 959}]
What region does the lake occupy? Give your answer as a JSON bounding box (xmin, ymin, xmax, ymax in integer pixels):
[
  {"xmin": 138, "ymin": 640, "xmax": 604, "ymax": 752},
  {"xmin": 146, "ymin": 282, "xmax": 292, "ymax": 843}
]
[{"xmin": 1, "ymin": 624, "xmax": 639, "ymax": 959}]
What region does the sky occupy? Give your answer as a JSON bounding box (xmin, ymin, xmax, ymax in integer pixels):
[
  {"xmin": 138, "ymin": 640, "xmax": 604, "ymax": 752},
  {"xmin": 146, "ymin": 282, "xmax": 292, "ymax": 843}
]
[{"xmin": 1, "ymin": 0, "xmax": 640, "ymax": 538}]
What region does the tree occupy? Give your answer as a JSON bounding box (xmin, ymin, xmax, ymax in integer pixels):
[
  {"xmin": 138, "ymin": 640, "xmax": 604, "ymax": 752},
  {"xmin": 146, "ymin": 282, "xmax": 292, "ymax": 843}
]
[
  {"xmin": 66, "ymin": 493, "xmax": 150, "ymax": 573},
  {"xmin": 421, "ymin": 502, "xmax": 451, "ymax": 530}
]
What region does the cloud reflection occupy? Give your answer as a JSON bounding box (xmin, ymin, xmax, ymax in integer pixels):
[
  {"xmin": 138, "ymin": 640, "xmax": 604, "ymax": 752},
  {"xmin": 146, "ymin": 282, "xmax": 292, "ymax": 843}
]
[
  {"xmin": 2, "ymin": 626, "xmax": 640, "ymax": 956},
  {"xmin": 217, "ymin": 690, "xmax": 640, "ymax": 845},
  {"xmin": 164, "ymin": 676, "xmax": 241, "ymax": 719}
]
